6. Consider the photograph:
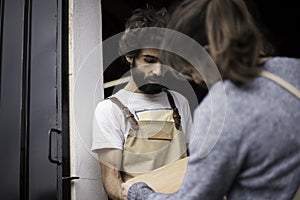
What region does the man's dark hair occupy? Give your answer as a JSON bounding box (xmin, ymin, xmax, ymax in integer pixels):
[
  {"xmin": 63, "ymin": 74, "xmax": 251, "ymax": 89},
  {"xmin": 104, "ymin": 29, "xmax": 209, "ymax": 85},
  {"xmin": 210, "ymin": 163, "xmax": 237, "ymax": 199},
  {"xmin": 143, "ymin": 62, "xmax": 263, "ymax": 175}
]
[{"xmin": 118, "ymin": 6, "xmax": 167, "ymax": 61}]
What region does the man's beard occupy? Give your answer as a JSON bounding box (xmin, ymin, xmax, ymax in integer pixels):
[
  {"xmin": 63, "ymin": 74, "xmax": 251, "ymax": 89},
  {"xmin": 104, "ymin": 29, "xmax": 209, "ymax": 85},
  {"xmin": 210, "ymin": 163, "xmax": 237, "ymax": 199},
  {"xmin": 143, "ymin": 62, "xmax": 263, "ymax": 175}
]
[
  {"xmin": 131, "ymin": 69, "xmax": 164, "ymax": 94},
  {"xmin": 138, "ymin": 83, "xmax": 164, "ymax": 94}
]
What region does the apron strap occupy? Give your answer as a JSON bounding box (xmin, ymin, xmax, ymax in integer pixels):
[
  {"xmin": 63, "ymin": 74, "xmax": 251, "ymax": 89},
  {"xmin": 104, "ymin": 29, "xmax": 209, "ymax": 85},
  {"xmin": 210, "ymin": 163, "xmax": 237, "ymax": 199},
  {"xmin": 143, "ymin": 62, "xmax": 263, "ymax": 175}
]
[
  {"xmin": 162, "ymin": 88, "xmax": 181, "ymax": 130},
  {"xmin": 259, "ymin": 69, "xmax": 300, "ymax": 100},
  {"xmin": 108, "ymin": 97, "xmax": 139, "ymax": 130}
]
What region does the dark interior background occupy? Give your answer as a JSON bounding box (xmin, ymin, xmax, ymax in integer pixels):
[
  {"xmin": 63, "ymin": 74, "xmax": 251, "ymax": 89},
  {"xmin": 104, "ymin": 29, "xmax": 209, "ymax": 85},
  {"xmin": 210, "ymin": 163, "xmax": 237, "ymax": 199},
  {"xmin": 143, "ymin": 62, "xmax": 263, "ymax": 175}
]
[{"xmin": 102, "ymin": 0, "xmax": 300, "ymax": 104}]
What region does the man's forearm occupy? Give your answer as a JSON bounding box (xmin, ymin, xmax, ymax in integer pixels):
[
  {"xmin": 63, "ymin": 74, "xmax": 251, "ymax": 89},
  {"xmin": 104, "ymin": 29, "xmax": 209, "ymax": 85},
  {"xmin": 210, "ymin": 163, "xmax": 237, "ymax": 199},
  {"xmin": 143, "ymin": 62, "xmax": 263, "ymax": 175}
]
[{"xmin": 98, "ymin": 149, "xmax": 125, "ymax": 200}]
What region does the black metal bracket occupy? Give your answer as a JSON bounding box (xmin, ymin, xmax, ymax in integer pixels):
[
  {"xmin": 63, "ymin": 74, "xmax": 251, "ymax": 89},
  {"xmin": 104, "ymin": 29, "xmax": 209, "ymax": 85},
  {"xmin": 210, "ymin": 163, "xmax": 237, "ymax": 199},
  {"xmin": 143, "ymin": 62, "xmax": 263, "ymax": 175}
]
[
  {"xmin": 62, "ymin": 176, "xmax": 80, "ymax": 181},
  {"xmin": 48, "ymin": 128, "xmax": 62, "ymax": 165}
]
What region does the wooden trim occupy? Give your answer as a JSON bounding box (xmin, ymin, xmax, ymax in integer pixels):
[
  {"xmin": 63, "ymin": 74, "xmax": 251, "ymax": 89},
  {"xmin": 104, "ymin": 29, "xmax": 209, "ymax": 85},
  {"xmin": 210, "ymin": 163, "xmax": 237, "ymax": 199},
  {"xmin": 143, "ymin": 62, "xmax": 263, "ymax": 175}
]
[{"xmin": 104, "ymin": 76, "xmax": 130, "ymax": 89}]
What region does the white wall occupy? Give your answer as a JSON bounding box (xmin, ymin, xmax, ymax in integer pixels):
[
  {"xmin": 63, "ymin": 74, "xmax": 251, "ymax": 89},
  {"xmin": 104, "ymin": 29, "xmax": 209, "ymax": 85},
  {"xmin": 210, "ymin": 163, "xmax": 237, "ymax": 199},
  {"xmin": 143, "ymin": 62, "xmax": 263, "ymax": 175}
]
[{"xmin": 69, "ymin": 0, "xmax": 107, "ymax": 199}]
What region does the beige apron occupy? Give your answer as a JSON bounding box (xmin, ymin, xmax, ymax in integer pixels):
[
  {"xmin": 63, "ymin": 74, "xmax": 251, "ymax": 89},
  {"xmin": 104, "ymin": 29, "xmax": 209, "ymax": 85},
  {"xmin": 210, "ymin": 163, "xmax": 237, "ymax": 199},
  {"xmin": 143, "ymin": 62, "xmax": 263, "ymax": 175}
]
[{"xmin": 109, "ymin": 89, "xmax": 187, "ymax": 181}]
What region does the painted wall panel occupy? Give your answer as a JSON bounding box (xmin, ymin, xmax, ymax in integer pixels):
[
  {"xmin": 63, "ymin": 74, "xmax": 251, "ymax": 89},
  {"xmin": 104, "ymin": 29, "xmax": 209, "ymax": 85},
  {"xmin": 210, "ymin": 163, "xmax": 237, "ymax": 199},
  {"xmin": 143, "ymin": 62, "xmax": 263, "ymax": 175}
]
[{"xmin": 70, "ymin": 0, "xmax": 106, "ymax": 199}]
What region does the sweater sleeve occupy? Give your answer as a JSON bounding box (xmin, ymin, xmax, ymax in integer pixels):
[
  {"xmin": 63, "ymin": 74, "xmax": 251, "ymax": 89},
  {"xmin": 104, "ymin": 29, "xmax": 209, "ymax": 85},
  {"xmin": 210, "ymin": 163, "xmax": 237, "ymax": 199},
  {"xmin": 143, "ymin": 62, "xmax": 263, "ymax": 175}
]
[{"xmin": 128, "ymin": 183, "xmax": 154, "ymax": 200}]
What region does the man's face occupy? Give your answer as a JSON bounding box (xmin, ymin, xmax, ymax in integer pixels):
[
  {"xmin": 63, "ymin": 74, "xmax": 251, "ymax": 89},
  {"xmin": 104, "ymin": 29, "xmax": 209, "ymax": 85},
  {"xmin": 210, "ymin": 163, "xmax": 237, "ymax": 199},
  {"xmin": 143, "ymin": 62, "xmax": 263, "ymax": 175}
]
[{"xmin": 130, "ymin": 49, "xmax": 165, "ymax": 94}]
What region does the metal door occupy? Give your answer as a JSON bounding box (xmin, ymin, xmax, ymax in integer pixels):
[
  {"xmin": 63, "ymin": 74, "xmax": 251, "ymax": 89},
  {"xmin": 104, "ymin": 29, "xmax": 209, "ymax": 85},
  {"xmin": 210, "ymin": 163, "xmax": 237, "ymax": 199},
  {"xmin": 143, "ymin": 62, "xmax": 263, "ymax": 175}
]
[{"xmin": 0, "ymin": 0, "xmax": 69, "ymax": 199}]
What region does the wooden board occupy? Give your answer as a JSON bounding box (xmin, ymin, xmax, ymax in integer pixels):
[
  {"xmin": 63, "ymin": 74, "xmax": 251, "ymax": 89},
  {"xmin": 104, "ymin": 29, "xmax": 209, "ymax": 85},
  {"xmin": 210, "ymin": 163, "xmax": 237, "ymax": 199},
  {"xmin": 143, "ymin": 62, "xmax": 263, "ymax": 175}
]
[{"xmin": 126, "ymin": 157, "xmax": 189, "ymax": 194}]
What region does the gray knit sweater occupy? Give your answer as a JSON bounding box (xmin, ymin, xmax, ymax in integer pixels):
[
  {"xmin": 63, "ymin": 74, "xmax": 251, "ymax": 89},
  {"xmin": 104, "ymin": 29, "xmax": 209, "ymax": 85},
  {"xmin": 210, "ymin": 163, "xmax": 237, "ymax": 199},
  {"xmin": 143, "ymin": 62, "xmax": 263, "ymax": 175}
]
[{"xmin": 127, "ymin": 57, "xmax": 300, "ymax": 200}]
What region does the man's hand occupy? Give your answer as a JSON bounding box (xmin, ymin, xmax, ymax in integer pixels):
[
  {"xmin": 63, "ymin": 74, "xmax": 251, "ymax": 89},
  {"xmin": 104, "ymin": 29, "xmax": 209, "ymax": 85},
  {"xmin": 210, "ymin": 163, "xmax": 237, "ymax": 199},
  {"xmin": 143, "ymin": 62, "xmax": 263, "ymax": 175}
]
[{"xmin": 122, "ymin": 182, "xmax": 133, "ymax": 199}]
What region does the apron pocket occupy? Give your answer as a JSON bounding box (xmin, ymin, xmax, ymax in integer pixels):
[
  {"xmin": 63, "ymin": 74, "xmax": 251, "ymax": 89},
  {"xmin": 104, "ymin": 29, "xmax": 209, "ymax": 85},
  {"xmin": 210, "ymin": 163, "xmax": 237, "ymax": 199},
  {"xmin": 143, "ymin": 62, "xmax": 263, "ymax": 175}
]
[{"xmin": 148, "ymin": 131, "xmax": 172, "ymax": 140}]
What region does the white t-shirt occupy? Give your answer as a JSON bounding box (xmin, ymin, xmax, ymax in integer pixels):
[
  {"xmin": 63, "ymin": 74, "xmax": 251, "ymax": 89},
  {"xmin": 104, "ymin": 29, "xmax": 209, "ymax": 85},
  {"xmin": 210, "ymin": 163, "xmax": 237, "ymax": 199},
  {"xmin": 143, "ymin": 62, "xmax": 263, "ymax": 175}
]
[{"xmin": 91, "ymin": 89, "xmax": 192, "ymax": 152}]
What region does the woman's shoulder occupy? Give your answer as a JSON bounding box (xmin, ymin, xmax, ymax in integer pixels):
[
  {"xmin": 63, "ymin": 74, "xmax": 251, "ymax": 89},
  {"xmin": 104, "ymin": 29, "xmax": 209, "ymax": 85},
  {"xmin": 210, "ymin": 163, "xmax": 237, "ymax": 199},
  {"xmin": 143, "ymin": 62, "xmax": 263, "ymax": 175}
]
[
  {"xmin": 264, "ymin": 57, "xmax": 300, "ymax": 82},
  {"xmin": 265, "ymin": 56, "xmax": 300, "ymax": 68}
]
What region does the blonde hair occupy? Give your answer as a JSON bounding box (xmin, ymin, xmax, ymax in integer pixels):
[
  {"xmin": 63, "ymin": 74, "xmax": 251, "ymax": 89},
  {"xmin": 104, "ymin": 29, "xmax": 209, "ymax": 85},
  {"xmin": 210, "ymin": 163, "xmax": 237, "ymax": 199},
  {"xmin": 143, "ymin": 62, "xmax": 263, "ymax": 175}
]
[
  {"xmin": 167, "ymin": 0, "xmax": 265, "ymax": 83},
  {"xmin": 207, "ymin": 0, "xmax": 263, "ymax": 82}
]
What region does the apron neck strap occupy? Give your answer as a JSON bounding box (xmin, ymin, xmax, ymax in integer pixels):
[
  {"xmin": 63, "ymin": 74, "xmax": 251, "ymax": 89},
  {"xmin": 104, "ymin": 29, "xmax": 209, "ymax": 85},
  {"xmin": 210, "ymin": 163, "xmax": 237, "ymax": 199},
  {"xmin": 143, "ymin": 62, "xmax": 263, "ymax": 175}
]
[
  {"xmin": 108, "ymin": 97, "xmax": 139, "ymax": 130},
  {"xmin": 162, "ymin": 88, "xmax": 181, "ymax": 130},
  {"xmin": 258, "ymin": 69, "xmax": 300, "ymax": 100}
]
